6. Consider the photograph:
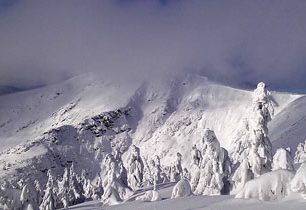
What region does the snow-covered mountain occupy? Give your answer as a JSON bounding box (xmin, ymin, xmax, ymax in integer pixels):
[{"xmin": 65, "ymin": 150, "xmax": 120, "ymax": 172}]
[
  {"xmin": 0, "ymin": 72, "xmax": 302, "ymax": 152},
  {"xmin": 0, "ymin": 72, "xmax": 305, "ymax": 209}
]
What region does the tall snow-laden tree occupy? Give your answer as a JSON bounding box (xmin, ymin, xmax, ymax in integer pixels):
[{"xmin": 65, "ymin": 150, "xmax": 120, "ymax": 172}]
[
  {"xmin": 34, "ymin": 180, "xmax": 43, "ymax": 206},
  {"xmin": 126, "ymin": 145, "xmax": 144, "ymax": 191},
  {"xmin": 40, "ymin": 174, "xmax": 56, "ymax": 210},
  {"xmin": 294, "ymin": 140, "xmax": 306, "ymax": 164},
  {"xmin": 192, "ymin": 144, "xmax": 202, "ymax": 167},
  {"xmin": 58, "ymin": 168, "xmax": 70, "ymax": 209},
  {"xmin": 113, "ymin": 148, "xmax": 128, "ymax": 188},
  {"xmin": 20, "ymin": 182, "xmax": 38, "ymax": 210},
  {"xmin": 170, "ymin": 152, "xmax": 183, "ymax": 182},
  {"xmin": 192, "ymin": 129, "xmax": 231, "ymax": 195},
  {"xmin": 230, "ymin": 82, "xmax": 274, "ymax": 190},
  {"xmin": 101, "ymin": 154, "xmax": 132, "ymax": 205},
  {"xmin": 272, "ymin": 148, "xmax": 294, "ymax": 171},
  {"xmin": 291, "ymin": 163, "xmax": 306, "ymax": 199},
  {"xmin": 68, "ymin": 164, "xmax": 85, "ymax": 205}
]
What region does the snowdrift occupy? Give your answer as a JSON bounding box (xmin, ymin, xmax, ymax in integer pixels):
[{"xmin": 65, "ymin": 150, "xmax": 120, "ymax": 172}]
[{"xmin": 236, "ymin": 169, "xmax": 294, "ymax": 201}]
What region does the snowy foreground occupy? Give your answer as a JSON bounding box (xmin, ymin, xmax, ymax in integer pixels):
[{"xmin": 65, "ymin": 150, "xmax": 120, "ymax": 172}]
[{"xmin": 70, "ymin": 183, "xmax": 306, "ymax": 210}]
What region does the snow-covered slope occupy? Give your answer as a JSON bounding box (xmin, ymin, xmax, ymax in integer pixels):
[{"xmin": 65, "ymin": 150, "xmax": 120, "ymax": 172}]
[
  {"xmin": 0, "ymin": 73, "xmax": 303, "ymax": 164},
  {"xmin": 270, "ymin": 95, "xmax": 306, "ymax": 152}
]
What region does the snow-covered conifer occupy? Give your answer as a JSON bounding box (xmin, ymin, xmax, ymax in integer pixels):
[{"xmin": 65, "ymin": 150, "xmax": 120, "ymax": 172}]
[
  {"xmin": 101, "ymin": 161, "xmax": 122, "ymax": 205},
  {"xmin": 272, "ymin": 148, "xmax": 294, "ymax": 171},
  {"xmin": 192, "ymin": 129, "xmax": 230, "ymax": 195},
  {"xmin": 294, "ymin": 140, "xmax": 306, "ymax": 164},
  {"xmin": 230, "ymin": 82, "xmax": 274, "ymax": 190},
  {"xmin": 291, "ymin": 163, "xmax": 306, "ymax": 199},
  {"xmin": 230, "ymin": 82, "xmax": 273, "ymax": 165},
  {"xmin": 58, "ymin": 168, "xmax": 70, "ymax": 209},
  {"xmin": 20, "ymin": 182, "xmax": 38, "ymax": 210},
  {"xmin": 113, "ymin": 149, "xmax": 128, "ymax": 187},
  {"xmin": 126, "ymin": 145, "xmax": 144, "ymax": 190},
  {"xmin": 68, "ymin": 164, "xmax": 85, "ymax": 205},
  {"xmin": 40, "ymin": 177, "xmax": 56, "ymax": 210},
  {"xmin": 192, "ymin": 144, "xmax": 202, "ymax": 167},
  {"xmin": 101, "ymin": 154, "xmax": 133, "ymax": 205},
  {"xmin": 34, "ymin": 180, "xmax": 43, "ymax": 206},
  {"xmin": 170, "ymin": 152, "xmax": 183, "ymax": 182}
]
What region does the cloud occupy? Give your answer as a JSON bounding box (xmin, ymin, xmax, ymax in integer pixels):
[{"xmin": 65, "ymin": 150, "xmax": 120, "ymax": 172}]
[{"xmin": 0, "ymin": 0, "xmax": 306, "ymax": 92}]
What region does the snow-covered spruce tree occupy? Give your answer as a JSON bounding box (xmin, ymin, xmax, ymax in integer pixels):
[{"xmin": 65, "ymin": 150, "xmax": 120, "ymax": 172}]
[
  {"xmin": 58, "ymin": 168, "xmax": 70, "ymax": 209},
  {"xmin": 192, "ymin": 144, "xmax": 202, "ymax": 167},
  {"xmin": 101, "ymin": 154, "xmax": 132, "ymax": 205},
  {"xmin": 190, "ymin": 145, "xmax": 202, "ymax": 192},
  {"xmin": 126, "ymin": 145, "xmax": 144, "ymax": 191},
  {"xmin": 89, "ymin": 176, "xmax": 103, "ymax": 200},
  {"xmin": 79, "ymin": 169, "xmax": 95, "ymax": 200},
  {"xmin": 272, "ymin": 148, "xmax": 294, "ymax": 171},
  {"xmin": 170, "ymin": 152, "xmax": 183, "ymax": 182},
  {"xmin": 68, "ymin": 164, "xmax": 85, "ymax": 205},
  {"xmin": 291, "ymin": 163, "xmax": 306, "ymax": 199},
  {"xmin": 192, "ymin": 129, "xmax": 231, "ymax": 195},
  {"xmin": 20, "ymin": 182, "xmax": 39, "ymax": 210},
  {"xmin": 113, "ymin": 148, "xmax": 128, "ymax": 187},
  {"xmin": 230, "ymin": 82, "xmax": 274, "ymax": 190},
  {"xmin": 40, "ymin": 176, "xmax": 56, "ymax": 210},
  {"xmin": 34, "ymin": 180, "xmax": 43, "ymax": 206},
  {"xmin": 294, "ymin": 140, "xmax": 306, "ymax": 163}
]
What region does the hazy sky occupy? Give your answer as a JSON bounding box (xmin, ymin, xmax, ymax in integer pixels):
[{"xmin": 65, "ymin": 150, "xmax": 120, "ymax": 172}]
[{"xmin": 1, "ymin": 0, "xmax": 306, "ymax": 92}]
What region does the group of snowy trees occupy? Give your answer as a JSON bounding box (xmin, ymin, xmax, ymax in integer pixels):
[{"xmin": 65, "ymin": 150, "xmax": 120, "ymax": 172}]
[
  {"xmin": 187, "ymin": 82, "xmax": 303, "ymax": 198},
  {"xmin": 0, "ymin": 163, "xmax": 96, "ymax": 209},
  {"xmin": 39, "ymin": 165, "xmax": 91, "ymax": 209}
]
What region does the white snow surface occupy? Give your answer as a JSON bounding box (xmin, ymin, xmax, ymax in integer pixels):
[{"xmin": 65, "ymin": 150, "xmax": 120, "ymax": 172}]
[
  {"xmin": 291, "ymin": 163, "xmax": 306, "ymax": 197},
  {"xmin": 67, "ymin": 182, "xmax": 306, "ymax": 210},
  {"xmin": 235, "ymin": 169, "xmax": 294, "ymax": 201}
]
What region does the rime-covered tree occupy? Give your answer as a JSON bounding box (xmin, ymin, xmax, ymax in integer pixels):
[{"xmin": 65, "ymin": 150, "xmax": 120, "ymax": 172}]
[
  {"xmin": 272, "ymin": 148, "xmax": 294, "ymax": 171},
  {"xmin": 170, "ymin": 152, "xmax": 183, "ymax": 182},
  {"xmin": 40, "ymin": 174, "xmax": 56, "ymax": 210},
  {"xmin": 291, "ymin": 163, "xmax": 306, "ymax": 199},
  {"xmin": 68, "ymin": 164, "xmax": 85, "ymax": 205},
  {"xmin": 34, "ymin": 180, "xmax": 43, "ymax": 206},
  {"xmin": 126, "ymin": 145, "xmax": 144, "ymax": 190},
  {"xmin": 230, "ymin": 82, "xmax": 274, "ymax": 190},
  {"xmin": 230, "ymin": 82, "xmax": 273, "ymax": 165},
  {"xmin": 294, "ymin": 140, "xmax": 306, "ymax": 164},
  {"xmin": 192, "ymin": 145, "xmax": 202, "ymax": 167},
  {"xmin": 101, "ymin": 154, "xmax": 132, "ymax": 205},
  {"xmin": 192, "ymin": 129, "xmax": 231, "ymax": 195},
  {"xmin": 20, "ymin": 182, "xmax": 38, "ymax": 210},
  {"xmin": 113, "ymin": 148, "xmax": 128, "ymax": 187},
  {"xmin": 58, "ymin": 168, "xmax": 70, "ymax": 209}
]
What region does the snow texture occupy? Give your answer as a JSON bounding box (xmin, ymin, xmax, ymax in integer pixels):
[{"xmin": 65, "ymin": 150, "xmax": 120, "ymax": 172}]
[
  {"xmin": 171, "ymin": 179, "xmax": 192, "ymax": 198},
  {"xmin": 236, "ymin": 169, "xmax": 294, "ymax": 201},
  {"xmin": 290, "ymin": 163, "xmax": 306, "ymax": 198}
]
